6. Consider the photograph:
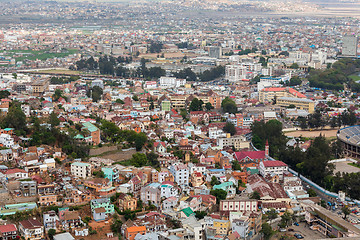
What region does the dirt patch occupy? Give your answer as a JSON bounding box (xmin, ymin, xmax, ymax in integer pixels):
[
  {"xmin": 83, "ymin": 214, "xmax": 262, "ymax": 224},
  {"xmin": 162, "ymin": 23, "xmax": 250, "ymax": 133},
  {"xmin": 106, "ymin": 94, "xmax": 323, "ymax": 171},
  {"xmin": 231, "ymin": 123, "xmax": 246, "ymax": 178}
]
[
  {"xmin": 90, "ymin": 146, "xmax": 119, "ymax": 156},
  {"xmin": 100, "ymin": 149, "xmax": 136, "ymax": 162},
  {"xmin": 285, "ymin": 129, "xmax": 338, "ymax": 138}
]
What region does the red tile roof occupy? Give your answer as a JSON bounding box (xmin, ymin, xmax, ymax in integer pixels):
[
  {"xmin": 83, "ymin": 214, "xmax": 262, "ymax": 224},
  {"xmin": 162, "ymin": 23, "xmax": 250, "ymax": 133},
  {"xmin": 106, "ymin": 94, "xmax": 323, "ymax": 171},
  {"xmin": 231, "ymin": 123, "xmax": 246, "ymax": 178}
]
[
  {"xmin": 0, "ymin": 224, "xmax": 17, "ymax": 233},
  {"xmin": 235, "ymin": 151, "xmax": 265, "ymax": 161},
  {"xmin": 262, "ymin": 160, "xmax": 287, "ymax": 167}
]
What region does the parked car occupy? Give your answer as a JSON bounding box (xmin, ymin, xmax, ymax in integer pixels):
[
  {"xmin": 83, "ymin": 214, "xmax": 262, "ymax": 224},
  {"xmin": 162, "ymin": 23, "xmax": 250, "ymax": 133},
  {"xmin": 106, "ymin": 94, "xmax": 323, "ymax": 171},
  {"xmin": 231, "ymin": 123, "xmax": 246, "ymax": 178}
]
[
  {"xmin": 294, "ymin": 233, "xmax": 304, "ymax": 239},
  {"xmin": 288, "ymin": 228, "xmax": 294, "ymax": 232},
  {"xmin": 294, "ymin": 222, "xmax": 299, "ymax": 226}
]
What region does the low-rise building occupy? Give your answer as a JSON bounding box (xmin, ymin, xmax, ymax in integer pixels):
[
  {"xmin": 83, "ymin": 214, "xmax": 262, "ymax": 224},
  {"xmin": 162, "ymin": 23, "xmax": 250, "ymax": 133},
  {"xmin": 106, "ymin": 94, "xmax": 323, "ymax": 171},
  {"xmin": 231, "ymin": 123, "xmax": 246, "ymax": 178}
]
[{"xmin": 19, "ymin": 219, "xmax": 44, "ymax": 240}]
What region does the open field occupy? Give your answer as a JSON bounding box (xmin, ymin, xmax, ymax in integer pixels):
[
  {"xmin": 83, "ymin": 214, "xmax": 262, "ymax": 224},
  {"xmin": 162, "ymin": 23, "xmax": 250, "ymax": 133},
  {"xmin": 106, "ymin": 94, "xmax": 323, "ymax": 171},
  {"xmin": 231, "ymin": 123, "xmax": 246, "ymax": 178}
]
[{"xmin": 285, "ymin": 129, "xmax": 338, "ymax": 138}]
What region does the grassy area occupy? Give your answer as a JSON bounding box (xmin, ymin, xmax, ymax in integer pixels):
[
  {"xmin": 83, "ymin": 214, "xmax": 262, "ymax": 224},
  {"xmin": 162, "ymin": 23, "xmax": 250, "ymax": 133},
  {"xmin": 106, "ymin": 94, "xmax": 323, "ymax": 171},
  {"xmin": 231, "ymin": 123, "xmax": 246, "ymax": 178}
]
[
  {"xmin": 348, "ymin": 162, "xmax": 360, "ymax": 169},
  {"xmin": 349, "ymin": 75, "xmax": 360, "ymax": 81},
  {"xmin": 0, "ymin": 49, "xmax": 78, "ymax": 62}
]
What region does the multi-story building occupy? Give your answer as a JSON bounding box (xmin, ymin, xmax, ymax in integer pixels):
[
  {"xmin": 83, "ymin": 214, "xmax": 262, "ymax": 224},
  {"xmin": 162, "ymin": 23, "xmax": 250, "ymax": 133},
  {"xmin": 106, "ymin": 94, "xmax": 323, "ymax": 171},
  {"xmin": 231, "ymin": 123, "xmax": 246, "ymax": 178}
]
[
  {"xmin": 259, "ymin": 87, "xmax": 306, "ymax": 103},
  {"xmin": 90, "ymin": 198, "xmax": 115, "ymax": 215},
  {"xmin": 217, "ymin": 135, "xmax": 249, "ymax": 150},
  {"xmin": 125, "ymin": 226, "xmax": 146, "ymax": 240},
  {"xmin": 102, "ymin": 166, "xmax": 119, "ymax": 183},
  {"xmin": 159, "ymin": 77, "xmax": 186, "ymax": 88},
  {"xmin": 39, "ymin": 195, "xmax": 57, "ymax": 206},
  {"xmin": 81, "ymin": 122, "xmax": 101, "ymax": 145},
  {"xmin": 70, "ymin": 162, "xmax": 92, "ymax": 179},
  {"xmin": 140, "ymin": 183, "xmax": 161, "ymax": 207},
  {"xmin": 220, "ymin": 198, "xmax": 258, "ymax": 217},
  {"xmin": 20, "ymin": 181, "xmax": 37, "ymax": 197},
  {"xmin": 160, "ymin": 183, "xmax": 179, "ymax": 199},
  {"xmin": 276, "ymin": 97, "xmax": 315, "ymax": 113},
  {"xmin": 305, "ymin": 203, "xmax": 360, "ymax": 238},
  {"xmin": 169, "ymin": 163, "xmax": 189, "ymax": 187},
  {"xmin": 43, "ymin": 211, "xmax": 58, "ymax": 231},
  {"xmin": 118, "ymin": 193, "xmax": 137, "ymax": 211},
  {"xmin": 259, "ymin": 160, "xmax": 288, "ymax": 180},
  {"xmin": 342, "ymin": 35, "xmax": 358, "ymax": 57},
  {"xmin": 19, "ymin": 219, "xmax": 44, "ymax": 240},
  {"xmin": 0, "ymin": 224, "xmax": 18, "ymax": 240}
]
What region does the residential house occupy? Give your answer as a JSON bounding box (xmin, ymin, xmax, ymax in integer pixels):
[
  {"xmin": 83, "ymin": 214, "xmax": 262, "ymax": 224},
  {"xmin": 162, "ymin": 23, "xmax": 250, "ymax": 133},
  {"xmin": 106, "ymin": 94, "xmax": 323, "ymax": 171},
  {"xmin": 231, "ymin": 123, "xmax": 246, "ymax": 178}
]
[
  {"xmin": 90, "ymin": 198, "xmax": 115, "ymax": 215},
  {"xmin": 118, "ymin": 193, "xmax": 137, "ymax": 211},
  {"xmin": 190, "ymin": 172, "xmax": 204, "ymax": 187},
  {"xmin": 19, "ymin": 219, "xmax": 44, "ymax": 240},
  {"xmin": 125, "ymin": 226, "xmax": 146, "ymax": 240},
  {"xmin": 169, "ymin": 163, "xmax": 189, "ymax": 187},
  {"xmin": 141, "ymin": 183, "xmax": 161, "ymax": 207},
  {"xmin": 43, "ymin": 210, "xmax": 59, "ymax": 231},
  {"xmin": 70, "ymin": 162, "xmax": 92, "ymax": 179},
  {"xmin": 213, "ymin": 182, "xmax": 236, "ymax": 199},
  {"xmin": 0, "ymin": 224, "xmax": 18, "ymax": 240}
]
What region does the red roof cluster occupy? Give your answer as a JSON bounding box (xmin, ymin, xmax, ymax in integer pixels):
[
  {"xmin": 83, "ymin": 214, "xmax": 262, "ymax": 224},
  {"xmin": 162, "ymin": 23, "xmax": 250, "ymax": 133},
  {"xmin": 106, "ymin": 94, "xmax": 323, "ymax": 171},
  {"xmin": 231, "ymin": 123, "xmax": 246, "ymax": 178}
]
[{"xmin": 235, "ymin": 151, "xmax": 266, "ymax": 161}]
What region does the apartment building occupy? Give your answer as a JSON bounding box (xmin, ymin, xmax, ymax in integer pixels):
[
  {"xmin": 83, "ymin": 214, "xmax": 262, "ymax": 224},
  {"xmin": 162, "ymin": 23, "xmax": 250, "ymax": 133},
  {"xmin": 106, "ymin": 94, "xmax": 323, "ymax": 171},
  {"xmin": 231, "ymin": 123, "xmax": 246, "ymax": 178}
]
[
  {"xmin": 70, "ymin": 162, "xmax": 92, "ymax": 178},
  {"xmin": 276, "ymin": 97, "xmax": 315, "ymax": 113}
]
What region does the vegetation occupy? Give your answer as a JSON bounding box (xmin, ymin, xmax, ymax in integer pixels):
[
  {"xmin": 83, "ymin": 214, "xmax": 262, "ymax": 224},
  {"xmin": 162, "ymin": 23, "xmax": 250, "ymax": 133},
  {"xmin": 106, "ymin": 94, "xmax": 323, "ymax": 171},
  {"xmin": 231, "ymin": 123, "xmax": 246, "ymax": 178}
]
[
  {"xmin": 119, "ymin": 152, "xmax": 159, "ymax": 168},
  {"xmin": 260, "ymin": 223, "xmax": 274, "ymax": 240},
  {"xmin": 195, "ymin": 211, "xmax": 207, "ymax": 219},
  {"xmin": 100, "ymin": 120, "xmax": 148, "ymax": 151},
  {"xmin": 198, "ymin": 65, "xmax": 225, "ymax": 82},
  {"xmin": 249, "ymin": 191, "xmax": 261, "ymax": 200},
  {"xmin": 210, "ymin": 189, "xmax": 227, "ymax": 204},
  {"xmin": 87, "ymin": 86, "xmax": 103, "ymax": 102},
  {"xmin": 189, "ymin": 98, "xmax": 204, "ymax": 111},
  {"xmin": 223, "ymin": 122, "xmax": 236, "ymax": 136},
  {"xmin": 308, "ymin": 58, "xmax": 360, "ymax": 91},
  {"xmin": 221, "ymin": 97, "xmax": 237, "ymax": 114}
]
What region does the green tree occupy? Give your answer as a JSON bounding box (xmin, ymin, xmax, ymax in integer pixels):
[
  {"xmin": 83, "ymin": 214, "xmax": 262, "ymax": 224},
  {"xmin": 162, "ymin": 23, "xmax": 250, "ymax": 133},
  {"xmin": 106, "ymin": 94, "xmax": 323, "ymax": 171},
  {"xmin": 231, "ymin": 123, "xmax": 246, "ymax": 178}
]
[
  {"xmin": 210, "ymin": 176, "xmax": 220, "ymax": 186},
  {"xmin": 260, "ymin": 223, "xmax": 274, "ymax": 240},
  {"xmin": 195, "ymin": 211, "xmax": 207, "ymax": 219},
  {"xmin": 189, "ymin": 98, "xmax": 204, "ymax": 111},
  {"xmin": 342, "ymin": 206, "xmax": 351, "ymax": 220},
  {"xmin": 232, "ymin": 161, "xmax": 241, "ymax": 171},
  {"xmin": 221, "ymin": 97, "xmax": 237, "ymax": 114},
  {"xmin": 290, "ymin": 63, "xmax": 299, "ymax": 69},
  {"xmin": 223, "ymin": 122, "xmax": 237, "ymax": 136},
  {"xmin": 3, "ymin": 103, "xmax": 27, "ymax": 133},
  {"xmin": 250, "ymin": 191, "xmax": 261, "ymax": 200},
  {"xmin": 307, "ymin": 189, "xmax": 317, "ymax": 197},
  {"xmin": 87, "ymin": 86, "xmax": 103, "ymax": 102},
  {"xmin": 205, "ymin": 102, "xmax": 214, "ymax": 111},
  {"xmin": 48, "ymin": 229, "xmax": 56, "ymax": 240},
  {"xmin": 210, "ymin": 189, "xmax": 227, "ymax": 204},
  {"xmin": 49, "ymin": 112, "xmax": 60, "ymax": 128},
  {"xmin": 267, "ymin": 208, "xmax": 278, "ymax": 221},
  {"xmin": 130, "ymin": 153, "xmax": 148, "ymax": 167}
]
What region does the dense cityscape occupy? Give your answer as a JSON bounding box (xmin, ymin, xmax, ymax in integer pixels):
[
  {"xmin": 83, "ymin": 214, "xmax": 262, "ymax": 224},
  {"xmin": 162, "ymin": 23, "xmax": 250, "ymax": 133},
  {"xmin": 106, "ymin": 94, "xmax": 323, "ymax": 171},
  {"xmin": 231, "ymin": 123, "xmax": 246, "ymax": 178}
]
[{"xmin": 0, "ymin": 0, "xmax": 359, "ymax": 240}]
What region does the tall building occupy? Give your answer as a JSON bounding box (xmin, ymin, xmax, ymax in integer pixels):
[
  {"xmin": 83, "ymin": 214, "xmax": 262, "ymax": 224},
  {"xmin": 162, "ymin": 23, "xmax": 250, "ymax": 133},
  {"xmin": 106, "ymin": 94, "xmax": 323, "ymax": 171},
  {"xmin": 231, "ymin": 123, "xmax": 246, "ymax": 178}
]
[
  {"xmin": 208, "ymin": 46, "xmax": 222, "ymax": 58},
  {"xmin": 342, "ymin": 35, "xmax": 358, "ymax": 57}
]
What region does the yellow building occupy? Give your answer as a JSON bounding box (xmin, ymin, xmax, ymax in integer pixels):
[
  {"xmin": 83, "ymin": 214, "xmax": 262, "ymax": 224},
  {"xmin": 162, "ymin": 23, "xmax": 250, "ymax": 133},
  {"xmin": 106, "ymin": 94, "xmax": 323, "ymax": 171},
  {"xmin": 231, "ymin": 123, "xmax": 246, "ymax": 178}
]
[
  {"xmin": 259, "ymin": 87, "xmax": 306, "ymax": 103},
  {"xmin": 213, "ymin": 219, "xmax": 230, "ymax": 235},
  {"xmin": 276, "ymin": 97, "xmax": 315, "ymax": 113},
  {"xmin": 169, "ymin": 94, "xmax": 188, "ymax": 109}
]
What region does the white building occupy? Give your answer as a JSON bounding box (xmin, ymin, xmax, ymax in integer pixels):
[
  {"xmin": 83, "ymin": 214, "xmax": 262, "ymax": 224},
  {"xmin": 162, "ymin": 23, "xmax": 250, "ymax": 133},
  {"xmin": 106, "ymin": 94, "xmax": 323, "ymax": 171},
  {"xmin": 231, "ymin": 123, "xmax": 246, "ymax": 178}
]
[
  {"xmin": 169, "ymin": 163, "xmax": 189, "ymax": 187},
  {"xmin": 43, "ymin": 211, "xmax": 59, "ymax": 231},
  {"xmin": 225, "ymin": 64, "xmax": 247, "ymax": 82},
  {"xmin": 160, "ymin": 183, "xmax": 179, "ymax": 199},
  {"xmin": 259, "ymin": 160, "xmax": 288, "ymax": 180},
  {"xmin": 159, "ymin": 77, "xmax": 186, "ymax": 88},
  {"xmin": 0, "ymin": 134, "xmax": 14, "ymax": 148},
  {"xmin": 91, "ymin": 79, "xmax": 104, "ymax": 89},
  {"xmin": 70, "ymin": 162, "xmax": 92, "ymax": 179}
]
